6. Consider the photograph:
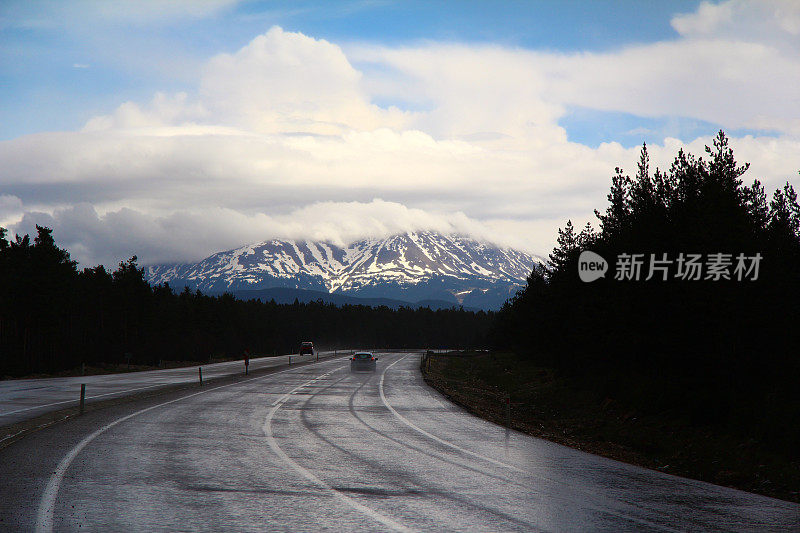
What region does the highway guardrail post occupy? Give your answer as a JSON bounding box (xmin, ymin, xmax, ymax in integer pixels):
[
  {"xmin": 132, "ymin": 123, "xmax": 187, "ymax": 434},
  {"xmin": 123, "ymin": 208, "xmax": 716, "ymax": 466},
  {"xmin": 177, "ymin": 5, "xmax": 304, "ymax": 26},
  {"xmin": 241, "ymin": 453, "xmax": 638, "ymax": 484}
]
[
  {"xmin": 79, "ymin": 384, "xmax": 86, "ymax": 415},
  {"xmin": 199, "ymin": 367, "xmax": 203, "ymax": 386}
]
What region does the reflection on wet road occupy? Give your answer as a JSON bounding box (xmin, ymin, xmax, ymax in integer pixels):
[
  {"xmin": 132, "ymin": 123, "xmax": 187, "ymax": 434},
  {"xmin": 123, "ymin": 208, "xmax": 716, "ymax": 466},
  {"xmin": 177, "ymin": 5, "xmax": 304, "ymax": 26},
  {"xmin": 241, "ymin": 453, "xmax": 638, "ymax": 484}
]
[
  {"xmin": 0, "ymin": 352, "xmax": 797, "ymax": 531},
  {"xmin": 0, "ymin": 352, "xmax": 321, "ymax": 425}
]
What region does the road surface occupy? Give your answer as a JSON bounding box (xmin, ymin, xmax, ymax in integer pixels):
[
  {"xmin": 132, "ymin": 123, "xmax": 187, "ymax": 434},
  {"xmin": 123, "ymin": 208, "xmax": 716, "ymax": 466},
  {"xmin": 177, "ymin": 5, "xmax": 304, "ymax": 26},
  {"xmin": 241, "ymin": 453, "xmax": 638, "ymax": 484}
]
[
  {"xmin": 0, "ymin": 352, "xmax": 326, "ymax": 426},
  {"xmin": 0, "ymin": 352, "xmax": 797, "ymax": 531}
]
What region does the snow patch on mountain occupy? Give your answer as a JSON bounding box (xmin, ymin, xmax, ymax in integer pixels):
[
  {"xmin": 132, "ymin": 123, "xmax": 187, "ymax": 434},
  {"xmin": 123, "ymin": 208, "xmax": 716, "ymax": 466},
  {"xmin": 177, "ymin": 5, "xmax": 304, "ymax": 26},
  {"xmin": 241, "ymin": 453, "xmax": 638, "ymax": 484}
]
[{"xmin": 145, "ymin": 231, "xmax": 541, "ymax": 309}]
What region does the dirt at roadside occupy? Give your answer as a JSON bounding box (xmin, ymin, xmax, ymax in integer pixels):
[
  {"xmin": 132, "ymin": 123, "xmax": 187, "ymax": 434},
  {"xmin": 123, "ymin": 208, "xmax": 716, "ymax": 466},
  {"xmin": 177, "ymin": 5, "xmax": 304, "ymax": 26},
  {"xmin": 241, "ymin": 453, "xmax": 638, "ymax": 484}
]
[{"xmin": 421, "ymin": 351, "xmax": 800, "ymax": 504}]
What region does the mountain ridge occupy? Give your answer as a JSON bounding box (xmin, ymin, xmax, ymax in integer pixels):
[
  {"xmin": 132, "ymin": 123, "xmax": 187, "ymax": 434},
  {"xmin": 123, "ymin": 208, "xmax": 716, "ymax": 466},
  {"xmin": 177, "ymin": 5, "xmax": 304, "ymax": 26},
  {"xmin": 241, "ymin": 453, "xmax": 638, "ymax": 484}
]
[{"xmin": 145, "ymin": 231, "xmax": 539, "ymax": 310}]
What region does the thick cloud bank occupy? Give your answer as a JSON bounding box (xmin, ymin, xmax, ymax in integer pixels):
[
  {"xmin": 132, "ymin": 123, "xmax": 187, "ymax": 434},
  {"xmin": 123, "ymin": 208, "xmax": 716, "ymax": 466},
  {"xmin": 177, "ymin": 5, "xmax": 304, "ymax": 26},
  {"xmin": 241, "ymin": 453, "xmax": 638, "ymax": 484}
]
[{"xmin": 2, "ymin": 2, "xmax": 799, "ymax": 267}]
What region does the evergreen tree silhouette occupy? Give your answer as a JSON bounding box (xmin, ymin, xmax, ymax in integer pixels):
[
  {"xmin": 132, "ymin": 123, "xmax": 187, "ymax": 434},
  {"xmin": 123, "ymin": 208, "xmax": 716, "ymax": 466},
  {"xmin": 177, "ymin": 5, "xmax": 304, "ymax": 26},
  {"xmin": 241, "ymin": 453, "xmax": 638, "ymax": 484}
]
[{"xmin": 491, "ymin": 131, "xmax": 800, "ymax": 453}]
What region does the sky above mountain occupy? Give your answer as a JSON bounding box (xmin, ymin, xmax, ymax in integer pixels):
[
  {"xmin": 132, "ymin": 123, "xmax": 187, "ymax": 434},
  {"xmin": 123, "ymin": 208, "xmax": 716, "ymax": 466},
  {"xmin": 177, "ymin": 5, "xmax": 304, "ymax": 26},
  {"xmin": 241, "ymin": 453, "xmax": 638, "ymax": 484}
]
[{"xmin": 1, "ymin": 0, "xmax": 799, "ymax": 267}]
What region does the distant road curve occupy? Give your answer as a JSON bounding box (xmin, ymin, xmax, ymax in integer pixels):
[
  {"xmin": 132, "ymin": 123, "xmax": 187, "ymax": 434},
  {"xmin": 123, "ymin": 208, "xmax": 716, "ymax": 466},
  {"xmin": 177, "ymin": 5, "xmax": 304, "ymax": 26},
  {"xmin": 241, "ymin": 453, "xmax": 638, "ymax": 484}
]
[{"xmin": 0, "ymin": 352, "xmax": 797, "ymax": 531}]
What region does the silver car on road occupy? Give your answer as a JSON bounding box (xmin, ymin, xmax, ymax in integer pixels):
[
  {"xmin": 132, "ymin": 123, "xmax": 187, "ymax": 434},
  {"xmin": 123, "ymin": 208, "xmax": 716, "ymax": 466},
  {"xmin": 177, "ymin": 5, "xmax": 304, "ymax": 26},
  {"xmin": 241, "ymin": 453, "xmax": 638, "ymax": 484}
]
[{"xmin": 350, "ymin": 352, "xmax": 377, "ymax": 372}]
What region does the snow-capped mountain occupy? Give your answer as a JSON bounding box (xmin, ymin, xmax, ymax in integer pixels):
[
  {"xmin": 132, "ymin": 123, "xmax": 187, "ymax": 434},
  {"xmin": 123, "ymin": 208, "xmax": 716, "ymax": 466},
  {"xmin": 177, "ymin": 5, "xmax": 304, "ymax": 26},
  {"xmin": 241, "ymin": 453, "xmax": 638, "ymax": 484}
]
[{"xmin": 145, "ymin": 231, "xmax": 540, "ymax": 309}]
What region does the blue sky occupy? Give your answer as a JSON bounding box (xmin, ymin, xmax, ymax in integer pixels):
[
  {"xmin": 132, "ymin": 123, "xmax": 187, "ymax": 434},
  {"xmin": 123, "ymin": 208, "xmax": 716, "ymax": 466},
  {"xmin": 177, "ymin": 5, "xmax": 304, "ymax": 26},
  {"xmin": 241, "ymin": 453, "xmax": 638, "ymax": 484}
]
[
  {"xmin": 1, "ymin": 0, "xmax": 704, "ymax": 142},
  {"xmin": 1, "ymin": 1, "xmax": 798, "ymax": 266}
]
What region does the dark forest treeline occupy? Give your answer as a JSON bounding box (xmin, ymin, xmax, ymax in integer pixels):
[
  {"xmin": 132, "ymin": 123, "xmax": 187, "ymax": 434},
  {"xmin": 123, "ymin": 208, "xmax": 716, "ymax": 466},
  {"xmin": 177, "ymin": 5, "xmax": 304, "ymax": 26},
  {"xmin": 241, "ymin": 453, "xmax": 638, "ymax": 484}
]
[
  {"xmin": 0, "ymin": 228, "xmax": 490, "ymax": 377},
  {"xmin": 492, "ymin": 132, "xmax": 800, "ymax": 454}
]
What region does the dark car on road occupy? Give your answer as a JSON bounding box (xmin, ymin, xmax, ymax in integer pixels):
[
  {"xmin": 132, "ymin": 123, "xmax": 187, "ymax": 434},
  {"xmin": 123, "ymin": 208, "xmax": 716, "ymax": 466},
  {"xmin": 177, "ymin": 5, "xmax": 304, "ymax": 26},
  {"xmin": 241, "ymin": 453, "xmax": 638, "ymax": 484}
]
[
  {"xmin": 300, "ymin": 341, "xmax": 314, "ymax": 356},
  {"xmin": 350, "ymin": 352, "xmax": 377, "ymax": 372}
]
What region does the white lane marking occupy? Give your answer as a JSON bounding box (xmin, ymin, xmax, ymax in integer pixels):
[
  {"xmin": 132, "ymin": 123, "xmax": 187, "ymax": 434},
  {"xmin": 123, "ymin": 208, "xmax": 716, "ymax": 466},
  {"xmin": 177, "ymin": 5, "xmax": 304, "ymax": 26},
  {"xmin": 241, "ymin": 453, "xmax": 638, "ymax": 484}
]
[
  {"xmin": 2, "ymin": 353, "xmax": 334, "ymax": 418},
  {"xmin": 0, "ymin": 384, "xmax": 169, "ymax": 417},
  {"xmin": 263, "ymin": 364, "xmax": 414, "ymax": 533},
  {"xmin": 380, "ymin": 356, "xmax": 683, "ymax": 533},
  {"xmin": 35, "ymin": 358, "xmax": 345, "ymax": 533},
  {"xmin": 379, "ymin": 355, "xmax": 527, "ymax": 474}
]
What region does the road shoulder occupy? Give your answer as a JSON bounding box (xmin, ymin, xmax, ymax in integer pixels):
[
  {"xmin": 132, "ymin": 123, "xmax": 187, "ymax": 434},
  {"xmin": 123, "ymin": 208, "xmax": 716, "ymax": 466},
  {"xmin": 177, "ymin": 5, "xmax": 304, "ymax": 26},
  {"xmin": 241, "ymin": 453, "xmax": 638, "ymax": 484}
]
[{"xmin": 421, "ymin": 350, "xmax": 800, "ymax": 504}]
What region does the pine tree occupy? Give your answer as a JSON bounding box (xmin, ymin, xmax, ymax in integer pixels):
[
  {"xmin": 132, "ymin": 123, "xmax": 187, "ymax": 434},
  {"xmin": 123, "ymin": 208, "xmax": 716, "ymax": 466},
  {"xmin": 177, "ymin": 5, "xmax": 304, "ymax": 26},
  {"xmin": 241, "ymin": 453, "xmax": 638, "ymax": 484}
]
[
  {"xmin": 706, "ymin": 130, "xmax": 749, "ymax": 197},
  {"xmin": 742, "ymin": 179, "xmax": 769, "ymax": 231},
  {"xmin": 768, "ymin": 181, "xmax": 800, "ymax": 242},
  {"xmin": 595, "ymin": 167, "xmax": 630, "ymax": 239},
  {"xmin": 578, "ymin": 222, "xmax": 597, "ymax": 248},
  {"xmin": 629, "ymin": 143, "xmax": 656, "ymax": 219},
  {"xmin": 548, "ymin": 220, "xmax": 578, "ymax": 273}
]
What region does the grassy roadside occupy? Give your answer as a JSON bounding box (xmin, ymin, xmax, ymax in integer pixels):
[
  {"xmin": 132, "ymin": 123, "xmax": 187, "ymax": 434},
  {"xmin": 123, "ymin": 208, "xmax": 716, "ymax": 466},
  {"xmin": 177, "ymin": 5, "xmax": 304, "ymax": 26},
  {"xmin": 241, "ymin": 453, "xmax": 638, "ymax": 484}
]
[{"xmin": 421, "ymin": 350, "xmax": 800, "ymax": 504}]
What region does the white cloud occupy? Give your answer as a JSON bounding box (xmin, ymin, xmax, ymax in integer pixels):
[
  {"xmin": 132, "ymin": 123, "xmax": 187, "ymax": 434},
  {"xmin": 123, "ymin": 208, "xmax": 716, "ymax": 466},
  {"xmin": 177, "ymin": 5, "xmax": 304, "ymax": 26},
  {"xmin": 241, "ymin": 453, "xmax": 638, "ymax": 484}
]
[
  {"xmin": 351, "ymin": 44, "xmax": 566, "ymax": 140},
  {"xmin": 671, "ymin": 1, "xmax": 800, "ymax": 45},
  {"xmin": 9, "ymin": 200, "xmax": 546, "ymax": 267},
  {"xmin": 82, "ymin": 92, "xmax": 207, "ymax": 131},
  {"xmin": 546, "ymin": 40, "xmax": 800, "ymax": 134},
  {"xmin": 354, "ymin": 36, "xmax": 800, "ymax": 137},
  {"xmin": 199, "ymin": 27, "xmax": 409, "ymax": 135},
  {"xmin": 671, "ymin": 1, "xmax": 735, "ymax": 36},
  {"xmin": 0, "ymin": 195, "xmax": 24, "ymax": 227},
  {"xmin": 2, "ymin": 17, "xmax": 800, "ymax": 268}
]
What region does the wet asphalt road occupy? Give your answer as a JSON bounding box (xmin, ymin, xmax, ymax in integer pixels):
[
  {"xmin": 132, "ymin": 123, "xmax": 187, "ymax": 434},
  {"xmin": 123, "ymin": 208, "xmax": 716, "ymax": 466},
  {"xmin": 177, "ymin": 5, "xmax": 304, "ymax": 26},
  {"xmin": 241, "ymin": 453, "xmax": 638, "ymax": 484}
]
[
  {"xmin": 0, "ymin": 353, "xmax": 323, "ymax": 425},
  {"xmin": 1, "ymin": 352, "xmax": 797, "ymax": 532}
]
